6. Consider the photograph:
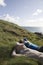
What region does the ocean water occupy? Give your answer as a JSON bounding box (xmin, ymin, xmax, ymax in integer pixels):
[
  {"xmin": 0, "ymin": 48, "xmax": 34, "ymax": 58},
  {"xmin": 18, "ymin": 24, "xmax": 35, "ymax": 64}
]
[{"xmin": 23, "ymin": 27, "xmax": 43, "ymax": 33}]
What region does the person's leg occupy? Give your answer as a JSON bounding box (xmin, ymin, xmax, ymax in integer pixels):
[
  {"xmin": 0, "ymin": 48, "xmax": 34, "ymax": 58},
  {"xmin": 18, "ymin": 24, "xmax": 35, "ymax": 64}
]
[{"xmin": 38, "ymin": 46, "xmax": 43, "ymax": 52}]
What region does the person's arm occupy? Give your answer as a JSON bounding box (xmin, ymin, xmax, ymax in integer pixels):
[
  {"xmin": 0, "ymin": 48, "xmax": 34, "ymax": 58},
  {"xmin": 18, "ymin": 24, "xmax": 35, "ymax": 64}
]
[
  {"xmin": 16, "ymin": 42, "xmax": 24, "ymax": 45},
  {"xmin": 12, "ymin": 50, "xmax": 25, "ymax": 57},
  {"xmin": 14, "ymin": 54, "xmax": 25, "ymax": 56}
]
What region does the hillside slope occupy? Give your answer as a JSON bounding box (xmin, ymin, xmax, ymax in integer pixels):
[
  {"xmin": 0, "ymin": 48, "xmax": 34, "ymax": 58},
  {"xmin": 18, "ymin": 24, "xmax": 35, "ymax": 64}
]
[
  {"xmin": 0, "ymin": 20, "xmax": 43, "ymax": 46},
  {"xmin": 0, "ymin": 20, "xmax": 43, "ymax": 65}
]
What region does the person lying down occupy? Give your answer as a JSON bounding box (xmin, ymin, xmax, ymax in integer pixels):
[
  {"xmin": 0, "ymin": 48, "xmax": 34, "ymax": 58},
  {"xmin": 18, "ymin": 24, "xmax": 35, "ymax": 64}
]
[
  {"xmin": 10, "ymin": 39, "xmax": 43, "ymax": 65},
  {"xmin": 23, "ymin": 38, "xmax": 43, "ymax": 52},
  {"xmin": 11, "ymin": 40, "xmax": 43, "ymax": 60}
]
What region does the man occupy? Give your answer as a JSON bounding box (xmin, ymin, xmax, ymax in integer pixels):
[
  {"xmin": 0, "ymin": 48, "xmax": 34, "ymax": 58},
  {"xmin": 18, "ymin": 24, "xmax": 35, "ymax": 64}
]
[{"xmin": 23, "ymin": 38, "xmax": 43, "ymax": 52}]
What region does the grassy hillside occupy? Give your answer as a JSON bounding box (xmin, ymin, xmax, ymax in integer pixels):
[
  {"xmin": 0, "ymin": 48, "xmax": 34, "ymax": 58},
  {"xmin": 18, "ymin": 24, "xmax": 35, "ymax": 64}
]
[{"xmin": 0, "ymin": 20, "xmax": 43, "ymax": 65}]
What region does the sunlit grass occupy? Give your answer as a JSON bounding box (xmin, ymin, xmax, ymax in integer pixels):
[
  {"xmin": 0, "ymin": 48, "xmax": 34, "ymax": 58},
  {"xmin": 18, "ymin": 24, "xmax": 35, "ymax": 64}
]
[{"xmin": 0, "ymin": 20, "xmax": 43, "ymax": 65}]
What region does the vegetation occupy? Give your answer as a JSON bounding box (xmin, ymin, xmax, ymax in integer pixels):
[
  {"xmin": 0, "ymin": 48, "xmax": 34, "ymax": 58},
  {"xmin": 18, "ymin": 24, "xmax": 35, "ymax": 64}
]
[{"xmin": 0, "ymin": 20, "xmax": 43, "ymax": 65}]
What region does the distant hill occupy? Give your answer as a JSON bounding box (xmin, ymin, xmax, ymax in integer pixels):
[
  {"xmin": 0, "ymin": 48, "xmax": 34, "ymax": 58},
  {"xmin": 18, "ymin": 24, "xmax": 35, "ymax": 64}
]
[
  {"xmin": 0, "ymin": 20, "xmax": 43, "ymax": 65},
  {"xmin": 34, "ymin": 32, "xmax": 43, "ymax": 38}
]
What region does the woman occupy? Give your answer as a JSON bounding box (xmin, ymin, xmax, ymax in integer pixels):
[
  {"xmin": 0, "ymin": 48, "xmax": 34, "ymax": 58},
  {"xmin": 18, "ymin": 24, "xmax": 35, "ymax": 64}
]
[{"xmin": 10, "ymin": 39, "xmax": 27, "ymax": 56}]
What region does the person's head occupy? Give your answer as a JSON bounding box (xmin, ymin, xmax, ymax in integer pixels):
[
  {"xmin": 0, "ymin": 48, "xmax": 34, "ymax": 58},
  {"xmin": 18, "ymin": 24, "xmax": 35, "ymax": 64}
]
[
  {"xmin": 23, "ymin": 38, "xmax": 27, "ymax": 41},
  {"xmin": 19, "ymin": 39, "xmax": 23, "ymax": 43}
]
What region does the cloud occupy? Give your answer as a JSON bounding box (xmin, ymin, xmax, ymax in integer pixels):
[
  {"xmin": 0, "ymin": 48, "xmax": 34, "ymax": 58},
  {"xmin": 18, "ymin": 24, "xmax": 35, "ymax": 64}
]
[
  {"xmin": 0, "ymin": 0, "xmax": 6, "ymax": 7},
  {"xmin": 22, "ymin": 18, "xmax": 43, "ymax": 27},
  {"xmin": 0, "ymin": 14, "xmax": 43, "ymax": 27},
  {"xmin": 33, "ymin": 9, "xmax": 42, "ymax": 16},
  {"xmin": 0, "ymin": 14, "xmax": 20, "ymax": 25}
]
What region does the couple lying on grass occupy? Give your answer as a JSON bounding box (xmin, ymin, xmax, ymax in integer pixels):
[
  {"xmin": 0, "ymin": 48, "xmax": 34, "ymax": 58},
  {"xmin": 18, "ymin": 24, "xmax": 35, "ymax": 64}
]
[
  {"xmin": 10, "ymin": 38, "xmax": 43, "ymax": 64},
  {"xmin": 11, "ymin": 38, "xmax": 43, "ymax": 56}
]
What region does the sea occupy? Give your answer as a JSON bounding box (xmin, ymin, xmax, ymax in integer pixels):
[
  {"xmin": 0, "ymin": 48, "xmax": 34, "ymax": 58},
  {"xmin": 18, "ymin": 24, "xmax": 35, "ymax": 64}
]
[{"xmin": 23, "ymin": 27, "xmax": 43, "ymax": 33}]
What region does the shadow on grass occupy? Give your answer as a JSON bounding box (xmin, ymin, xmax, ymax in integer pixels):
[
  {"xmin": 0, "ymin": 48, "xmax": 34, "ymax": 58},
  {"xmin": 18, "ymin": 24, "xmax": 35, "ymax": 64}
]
[
  {"xmin": 0, "ymin": 62, "xmax": 33, "ymax": 65},
  {"xmin": 0, "ymin": 46, "xmax": 11, "ymax": 59}
]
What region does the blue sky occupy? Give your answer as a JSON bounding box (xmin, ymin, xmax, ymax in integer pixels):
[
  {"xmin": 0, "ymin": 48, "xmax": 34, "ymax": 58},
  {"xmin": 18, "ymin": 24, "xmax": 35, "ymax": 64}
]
[{"xmin": 0, "ymin": 0, "xmax": 43, "ymax": 27}]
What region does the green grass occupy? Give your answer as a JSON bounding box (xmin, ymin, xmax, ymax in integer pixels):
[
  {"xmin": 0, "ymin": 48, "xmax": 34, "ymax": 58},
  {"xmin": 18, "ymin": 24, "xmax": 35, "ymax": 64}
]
[
  {"xmin": 0, "ymin": 45, "xmax": 39, "ymax": 65},
  {"xmin": 0, "ymin": 20, "xmax": 43, "ymax": 65}
]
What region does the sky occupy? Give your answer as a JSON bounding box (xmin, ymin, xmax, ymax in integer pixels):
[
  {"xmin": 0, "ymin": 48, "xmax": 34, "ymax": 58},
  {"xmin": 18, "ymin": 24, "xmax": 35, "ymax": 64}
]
[{"xmin": 0, "ymin": 0, "xmax": 43, "ymax": 27}]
